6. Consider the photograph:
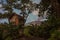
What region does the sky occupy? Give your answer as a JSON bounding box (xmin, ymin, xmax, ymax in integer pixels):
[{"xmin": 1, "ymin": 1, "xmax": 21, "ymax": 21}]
[
  {"xmin": 30, "ymin": 0, "xmax": 41, "ymax": 4},
  {"xmin": 0, "ymin": 18, "xmax": 9, "ymax": 23},
  {"xmin": 0, "ymin": 0, "xmax": 41, "ymax": 24},
  {"xmin": 13, "ymin": 0, "xmax": 41, "ymax": 23}
]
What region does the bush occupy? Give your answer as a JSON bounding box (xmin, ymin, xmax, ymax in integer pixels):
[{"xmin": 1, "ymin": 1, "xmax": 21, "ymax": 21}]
[
  {"xmin": 48, "ymin": 29, "xmax": 60, "ymax": 40},
  {"xmin": 23, "ymin": 25, "xmax": 50, "ymax": 39},
  {"xmin": 23, "ymin": 26, "xmax": 32, "ymax": 37},
  {"xmin": 0, "ymin": 24, "xmax": 21, "ymax": 40}
]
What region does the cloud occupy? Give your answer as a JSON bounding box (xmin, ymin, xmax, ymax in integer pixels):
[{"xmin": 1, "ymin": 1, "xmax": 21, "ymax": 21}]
[
  {"xmin": 0, "ymin": 18, "xmax": 9, "ymax": 24},
  {"xmin": 32, "ymin": 9, "xmax": 39, "ymax": 15},
  {"xmin": 26, "ymin": 13, "xmax": 38, "ymax": 23},
  {"xmin": 30, "ymin": 0, "xmax": 41, "ymax": 4}
]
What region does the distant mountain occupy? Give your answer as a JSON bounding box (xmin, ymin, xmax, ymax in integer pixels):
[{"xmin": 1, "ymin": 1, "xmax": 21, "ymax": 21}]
[
  {"xmin": 25, "ymin": 21, "xmax": 42, "ymax": 26},
  {"xmin": 25, "ymin": 18, "xmax": 48, "ymax": 26}
]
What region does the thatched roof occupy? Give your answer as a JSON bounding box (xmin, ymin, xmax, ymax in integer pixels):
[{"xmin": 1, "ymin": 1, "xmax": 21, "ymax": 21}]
[{"xmin": 9, "ymin": 13, "xmax": 24, "ymax": 20}]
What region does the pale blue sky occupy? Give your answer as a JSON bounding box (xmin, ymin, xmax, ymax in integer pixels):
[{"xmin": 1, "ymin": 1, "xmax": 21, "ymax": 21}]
[
  {"xmin": 26, "ymin": 13, "xmax": 38, "ymax": 23},
  {"xmin": 0, "ymin": 0, "xmax": 41, "ymax": 23},
  {"xmin": 0, "ymin": 18, "xmax": 9, "ymax": 23},
  {"xmin": 30, "ymin": 0, "xmax": 41, "ymax": 4}
]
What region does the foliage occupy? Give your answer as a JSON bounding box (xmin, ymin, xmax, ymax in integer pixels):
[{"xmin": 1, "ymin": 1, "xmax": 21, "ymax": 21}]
[
  {"xmin": 23, "ymin": 25, "xmax": 50, "ymax": 39},
  {"xmin": 0, "ymin": 0, "xmax": 60, "ymax": 40},
  {"xmin": 39, "ymin": 0, "xmax": 60, "ymax": 40},
  {"xmin": 23, "ymin": 26, "xmax": 32, "ymax": 37},
  {"xmin": 0, "ymin": 24, "xmax": 22, "ymax": 40},
  {"xmin": 48, "ymin": 29, "xmax": 60, "ymax": 40}
]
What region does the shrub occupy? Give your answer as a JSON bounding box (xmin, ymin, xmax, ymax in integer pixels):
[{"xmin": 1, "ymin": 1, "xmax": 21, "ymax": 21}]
[{"xmin": 48, "ymin": 29, "xmax": 60, "ymax": 40}]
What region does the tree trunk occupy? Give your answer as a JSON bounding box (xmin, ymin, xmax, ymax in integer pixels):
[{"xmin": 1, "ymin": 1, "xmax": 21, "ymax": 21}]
[{"xmin": 50, "ymin": 0, "xmax": 60, "ymax": 18}]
